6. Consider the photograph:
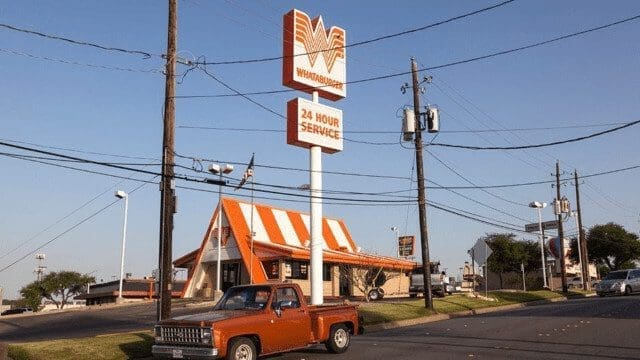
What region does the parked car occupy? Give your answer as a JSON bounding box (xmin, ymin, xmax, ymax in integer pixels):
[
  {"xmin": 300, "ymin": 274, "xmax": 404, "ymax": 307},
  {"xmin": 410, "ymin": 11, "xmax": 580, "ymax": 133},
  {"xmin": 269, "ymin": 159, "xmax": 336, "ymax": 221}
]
[
  {"xmin": 595, "ymin": 269, "xmax": 640, "ymax": 296},
  {"xmin": 1, "ymin": 307, "xmax": 33, "ymax": 316},
  {"xmin": 152, "ymin": 283, "xmax": 362, "ymax": 360},
  {"xmin": 567, "ymin": 276, "xmax": 599, "ymax": 289}
]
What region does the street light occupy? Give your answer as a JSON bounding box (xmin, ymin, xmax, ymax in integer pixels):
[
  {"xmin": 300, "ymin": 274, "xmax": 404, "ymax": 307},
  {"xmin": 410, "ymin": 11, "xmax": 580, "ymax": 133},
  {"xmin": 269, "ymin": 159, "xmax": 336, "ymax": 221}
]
[
  {"xmin": 529, "ymin": 201, "xmax": 548, "ymax": 288},
  {"xmin": 208, "ymin": 163, "xmax": 234, "ymax": 295},
  {"xmin": 115, "ymin": 190, "xmax": 129, "ymax": 301},
  {"xmin": 390, "ymin": 226, "xmax": 399, "ymax": 257}
]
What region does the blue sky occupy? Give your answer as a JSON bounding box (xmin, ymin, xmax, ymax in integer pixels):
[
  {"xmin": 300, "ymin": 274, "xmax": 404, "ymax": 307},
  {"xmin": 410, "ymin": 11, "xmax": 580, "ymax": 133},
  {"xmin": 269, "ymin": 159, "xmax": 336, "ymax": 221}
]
[{"xmin": 1, "ymin": 1, "xmax": 639, "ymax": 299}]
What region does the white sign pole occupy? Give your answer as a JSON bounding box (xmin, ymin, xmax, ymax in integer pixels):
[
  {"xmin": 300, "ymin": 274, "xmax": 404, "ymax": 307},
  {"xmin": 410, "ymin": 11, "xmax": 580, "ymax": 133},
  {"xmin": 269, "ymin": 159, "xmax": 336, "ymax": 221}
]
[
  {"xmin": 310, "ymin": 91, "xmax": 324, "ymax": 305},
  {"xmin": 536, "ymin": 207, "xmax": 548, "ymax": 288}
]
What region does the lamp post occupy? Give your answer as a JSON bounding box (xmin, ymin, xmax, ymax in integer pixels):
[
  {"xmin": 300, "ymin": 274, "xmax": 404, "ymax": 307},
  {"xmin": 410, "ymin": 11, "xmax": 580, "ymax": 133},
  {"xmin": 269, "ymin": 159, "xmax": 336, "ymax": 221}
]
[
  {"xmin": 208, "ymin": 163, "xmax": 234, "ymax": 295},
  {"xmin": 115, "ymin": 190, "xmax": 129, "ymax": 301},
  {"xmin": 529, "ymin": 201, "xmax": 548, "ymax": 288},
  {"xmin": 390, "ymin": 226, "xmax": 399, "ymax": 257}
]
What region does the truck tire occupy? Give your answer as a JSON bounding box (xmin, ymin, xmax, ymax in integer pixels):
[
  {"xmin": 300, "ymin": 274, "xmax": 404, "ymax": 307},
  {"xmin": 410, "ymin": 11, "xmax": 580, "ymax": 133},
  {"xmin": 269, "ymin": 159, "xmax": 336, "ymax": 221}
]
[
  {"xmin": 227, "ymin": 337, "xmax": 257, "ymax": 360},
  {"xmin": 325, "ymin": 324, "xmax": 351, "ymax": 354},
  {"xmin": 368, "ymin": 289, "xmax": 383, "ymax": 301}
]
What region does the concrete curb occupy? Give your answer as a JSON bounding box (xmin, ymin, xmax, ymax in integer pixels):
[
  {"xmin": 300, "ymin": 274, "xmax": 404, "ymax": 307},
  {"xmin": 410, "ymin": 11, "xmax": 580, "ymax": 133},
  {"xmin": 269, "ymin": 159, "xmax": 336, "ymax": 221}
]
[{"xmin": 364, "ymin": 293, "xmax": 596, "ymax": 333}]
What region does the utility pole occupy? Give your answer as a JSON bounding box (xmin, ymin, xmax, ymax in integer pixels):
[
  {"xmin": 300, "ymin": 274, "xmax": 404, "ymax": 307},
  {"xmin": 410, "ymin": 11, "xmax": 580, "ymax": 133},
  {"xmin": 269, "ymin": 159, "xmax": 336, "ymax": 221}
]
[
  {"xmin": 410, "ymin": 58, "xmax": 433, "ymax": 311},
  {"xmin": 574, "ymin": 170, "xmax": 590, "ymax": 290},
  {"xmin": 158, "ymin": 0, "xmax": 177, "ymax": 321},
  {"xmin": 555, "ymin": 161, "xmax": 568, "ymax": 293}
]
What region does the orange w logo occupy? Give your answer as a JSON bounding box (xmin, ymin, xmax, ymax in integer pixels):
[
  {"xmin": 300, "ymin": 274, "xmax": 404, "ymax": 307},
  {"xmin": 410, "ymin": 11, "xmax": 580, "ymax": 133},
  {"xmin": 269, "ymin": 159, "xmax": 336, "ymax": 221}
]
[{"xmin": 293, "ymin": 12, "xmax": 345, "ymax": 73}]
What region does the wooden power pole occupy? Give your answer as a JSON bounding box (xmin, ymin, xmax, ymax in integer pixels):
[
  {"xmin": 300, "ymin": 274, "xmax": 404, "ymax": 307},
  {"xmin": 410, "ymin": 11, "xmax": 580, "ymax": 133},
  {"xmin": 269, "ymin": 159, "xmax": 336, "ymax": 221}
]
[
  {"xmin": 555, "ymin": 161, "xmax": 568, "ymax": 293},
  {"xmin": 411, "ymin": 58, "xmax": 433, "ymax": 311},
  {"xmin": 158, "ymin": 0, "xmax": 177, "ymax": 321},
  {"xmin": 574, "ymin": 170, "xmax": 590, "ymax": 290}
]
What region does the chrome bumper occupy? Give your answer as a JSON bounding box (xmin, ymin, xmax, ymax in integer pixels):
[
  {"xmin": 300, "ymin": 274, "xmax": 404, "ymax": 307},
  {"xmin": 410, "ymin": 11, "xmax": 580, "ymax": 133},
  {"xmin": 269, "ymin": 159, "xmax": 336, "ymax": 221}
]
[{"xmin": 152, "ymin": 345, "xmax": 218, "ymax": 359}]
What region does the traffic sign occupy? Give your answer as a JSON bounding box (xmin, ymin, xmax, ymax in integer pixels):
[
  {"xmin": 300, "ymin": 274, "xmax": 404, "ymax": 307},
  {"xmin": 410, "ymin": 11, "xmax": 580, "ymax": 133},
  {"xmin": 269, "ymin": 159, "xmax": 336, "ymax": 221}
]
[{"xmin": 524, "ymin": 220, "xmax": 558, "ymax": 233}]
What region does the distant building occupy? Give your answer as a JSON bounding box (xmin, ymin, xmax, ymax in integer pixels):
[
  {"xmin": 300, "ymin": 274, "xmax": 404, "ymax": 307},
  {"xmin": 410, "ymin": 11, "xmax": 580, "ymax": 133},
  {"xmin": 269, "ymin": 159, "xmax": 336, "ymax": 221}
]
[
  {"xmin": 75, "ymin": 278, "xmax": 184, "ymax": 305},
  {"xmin": 174, "ymin": 197, "xmax": 416, "ymax": 299}
]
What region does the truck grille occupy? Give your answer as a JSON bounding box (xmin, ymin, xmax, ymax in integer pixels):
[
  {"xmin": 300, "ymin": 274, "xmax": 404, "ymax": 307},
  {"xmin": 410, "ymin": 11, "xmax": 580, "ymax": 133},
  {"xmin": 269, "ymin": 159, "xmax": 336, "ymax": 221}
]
[{"xmin": 158, "ymin": 326, "xmax": 204, "ymax": 345}]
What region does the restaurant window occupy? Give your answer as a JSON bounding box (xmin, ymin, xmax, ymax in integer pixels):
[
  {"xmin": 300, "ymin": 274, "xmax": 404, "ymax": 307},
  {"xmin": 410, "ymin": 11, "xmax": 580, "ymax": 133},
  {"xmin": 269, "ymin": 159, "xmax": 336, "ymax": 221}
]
[
  {"xmin": 263, "ymin": 260, "xmax": 279, "ymax": 280},
  {"xmin": 323, "ymin": 263, "xmax": 333, "ymax": 281},
  {"xmin": 285, "ymin": 261, "xmax": 308, "ymax": 280}
]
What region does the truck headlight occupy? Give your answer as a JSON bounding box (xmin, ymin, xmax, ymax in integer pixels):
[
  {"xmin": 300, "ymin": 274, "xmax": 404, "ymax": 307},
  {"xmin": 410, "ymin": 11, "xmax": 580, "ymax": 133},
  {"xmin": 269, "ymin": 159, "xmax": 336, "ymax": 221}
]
[
  {"xmin": 154, "ymin": 326, "xmax": 162, "ymax": 342},
  {"xmin": 202, "ymin": 327, "xmax": 212, "ymax": 345}
]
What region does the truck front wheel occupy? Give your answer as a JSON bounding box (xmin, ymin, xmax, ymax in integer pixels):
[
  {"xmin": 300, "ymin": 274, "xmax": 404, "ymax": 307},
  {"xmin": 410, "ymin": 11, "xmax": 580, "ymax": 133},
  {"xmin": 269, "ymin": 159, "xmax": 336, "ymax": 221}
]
[
  {"xmin": 227, "ymin": 337, "xmax": 257, "ymax": 360},
  {"xmin": 325, "ymin": 324, "xmax": 351, "ymax": 354}
]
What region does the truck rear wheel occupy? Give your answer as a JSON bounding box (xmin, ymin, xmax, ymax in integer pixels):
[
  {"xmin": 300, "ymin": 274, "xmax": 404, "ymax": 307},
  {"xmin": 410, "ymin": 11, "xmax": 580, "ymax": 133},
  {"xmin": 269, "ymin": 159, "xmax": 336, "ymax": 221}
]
[
  {"xmin": 325, "ymin": 324, "xmax": 350, "ymax": 354},
  {"xmin": 227, "ymin": 337, "xmax": 256, "ymax": 360}
]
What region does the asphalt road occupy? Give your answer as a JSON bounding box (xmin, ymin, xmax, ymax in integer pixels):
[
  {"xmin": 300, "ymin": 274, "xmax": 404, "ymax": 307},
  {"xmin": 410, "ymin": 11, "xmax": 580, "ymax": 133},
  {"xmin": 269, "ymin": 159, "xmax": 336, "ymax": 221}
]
[
  {"xmin": 0, "ymin": 300, "xmax": 211, "ymax": 342},
  {"xmin": 2, "ymin": 296, "xmax": 639, "ymax": 359},
  {"xmin": 275, "ymin": 295, "xmax": 640, "ymax": 360}
]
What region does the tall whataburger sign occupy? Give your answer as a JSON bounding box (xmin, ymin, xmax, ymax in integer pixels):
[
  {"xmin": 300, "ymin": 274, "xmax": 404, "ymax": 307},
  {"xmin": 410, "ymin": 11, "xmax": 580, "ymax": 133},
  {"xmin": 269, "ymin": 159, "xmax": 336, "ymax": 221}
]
[
  {"xmin": 283, "ymin": 9, "xmax": 346, "ymax": 306},
  {"xmin": 283, "ymin": 9, "xmax": 346, "ymax": 101}
]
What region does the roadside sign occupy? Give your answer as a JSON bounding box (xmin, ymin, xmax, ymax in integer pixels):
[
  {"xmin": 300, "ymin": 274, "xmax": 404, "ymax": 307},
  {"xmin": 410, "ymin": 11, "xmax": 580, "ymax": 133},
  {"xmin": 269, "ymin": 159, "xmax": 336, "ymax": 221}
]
[
  {"xmin": 524, "ymin": 220, "xmax": 558, "ymax": 233},
  {"xmin": 470, "ymin": 238, "xmax": 492, "ymax": 266},
  {"xmin": 398, "ymin": 236, "xmax": 415, "ymax": 257}
]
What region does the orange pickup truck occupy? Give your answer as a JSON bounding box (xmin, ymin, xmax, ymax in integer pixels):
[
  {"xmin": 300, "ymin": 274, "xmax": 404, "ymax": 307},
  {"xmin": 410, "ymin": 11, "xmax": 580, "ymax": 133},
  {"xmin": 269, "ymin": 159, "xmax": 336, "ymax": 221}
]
[{"xmin": 152, "ymin": 283, "xmax": 362, "ymax": 360}]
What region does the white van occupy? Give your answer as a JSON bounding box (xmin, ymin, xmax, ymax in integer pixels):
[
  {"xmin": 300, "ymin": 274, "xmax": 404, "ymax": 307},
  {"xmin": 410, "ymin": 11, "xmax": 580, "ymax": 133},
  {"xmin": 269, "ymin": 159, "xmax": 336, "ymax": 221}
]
[{"xmin": 595, "ymin": 269, "xmax": 640, "ymax": 296}]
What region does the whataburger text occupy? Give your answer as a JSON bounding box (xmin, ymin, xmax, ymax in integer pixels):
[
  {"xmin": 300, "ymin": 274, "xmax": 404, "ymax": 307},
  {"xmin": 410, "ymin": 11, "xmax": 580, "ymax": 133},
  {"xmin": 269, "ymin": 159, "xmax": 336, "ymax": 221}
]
[{"xmin": 295, "ymin": 67, "xmax": 344, "ymax": 91}]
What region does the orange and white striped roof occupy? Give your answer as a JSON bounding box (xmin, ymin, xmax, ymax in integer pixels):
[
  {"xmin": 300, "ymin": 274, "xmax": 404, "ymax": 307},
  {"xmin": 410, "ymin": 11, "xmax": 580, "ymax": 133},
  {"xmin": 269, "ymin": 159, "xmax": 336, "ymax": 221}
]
[{"xmin": 227, "ymin": 198, "xmax": 358, "ymax": 253}]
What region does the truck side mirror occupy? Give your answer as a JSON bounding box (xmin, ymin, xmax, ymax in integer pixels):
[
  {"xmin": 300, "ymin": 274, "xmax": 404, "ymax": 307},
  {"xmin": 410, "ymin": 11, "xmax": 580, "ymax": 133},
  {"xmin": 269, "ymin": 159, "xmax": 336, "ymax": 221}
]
[{"xmin": 273, "ymin": 300, "xmax": 294, "ymax": 317}]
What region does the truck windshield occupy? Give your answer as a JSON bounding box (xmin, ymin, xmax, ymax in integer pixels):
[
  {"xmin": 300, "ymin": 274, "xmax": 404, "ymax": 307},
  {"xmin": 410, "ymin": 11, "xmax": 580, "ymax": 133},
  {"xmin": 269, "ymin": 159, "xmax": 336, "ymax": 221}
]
[{"xmin": 216, "ymin": 286, "xmax": 271, "ymax": 311}]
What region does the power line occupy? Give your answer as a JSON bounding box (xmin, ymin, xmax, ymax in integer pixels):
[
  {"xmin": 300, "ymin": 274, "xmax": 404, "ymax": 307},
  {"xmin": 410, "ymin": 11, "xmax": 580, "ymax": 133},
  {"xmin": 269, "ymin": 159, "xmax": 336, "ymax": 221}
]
[
  {"xmin": 431, "ymin": 119, "xmax": 640, "ymax": 150},
  {"xmin": 432, "ymin": 80, "xmax": 550, "ymax": 170},
  {"xmin": 426, "ymin": 149, "xmax": 528, "ymax": 207},
  {"xmin": 0, "ymin": 22, "xmax": 159, "ymax": 58},
  {"xmin": 0, "ymin": 47, "xmax": 162, "ymax": 74},
  {"xmin": 1, "ymin": 152, "xmax": 159, "ymax": 185},
  {"xmin": 428, "ymin": 177, "xmax": 530, "ymax": 223},
  {"xmin": 5, "ymin": 137, "xmax": 639, "ymax": 191},
  {"xmin": 0, "ymin": 138, "xmax": 159, "ymax": 161},
  {"xmin": 177, "ymin": 184, "xmax": 528, "ymax": 233},
  {"xmin": 0, "ymin": 143, "xmax": 417, "ymax": 204},
  {"xmin": 195, "ymin": 0, "xmax": 516, "ymax": 65},
  {"xmin": 177, "ymin": 123, "xmax": 629, "ymax": 134},
  {"xmin": 176, "ymin": 12, "xmax": 640, "ymax": 99},
  {"xmin": 197, "ymin": 66, "xmax": 284, "ymax": 119},
  {"xmin": 0, "ymin": 178, "xmax": 154, "ymax": 274}
]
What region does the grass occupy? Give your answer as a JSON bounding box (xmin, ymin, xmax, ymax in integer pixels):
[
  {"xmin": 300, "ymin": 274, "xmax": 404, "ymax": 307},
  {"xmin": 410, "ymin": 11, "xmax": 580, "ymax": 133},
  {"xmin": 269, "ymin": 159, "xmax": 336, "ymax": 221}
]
[
  {"xmin": 359, "ymin": 289, "xmax": 569, "ymax": 325},
  {"xmin": 6, "ymin": 289, "xmax": 584, "ymax": 359},
  {"xmin": 7, "ymin": 331, "xmax": 154, "ymax": 360}
]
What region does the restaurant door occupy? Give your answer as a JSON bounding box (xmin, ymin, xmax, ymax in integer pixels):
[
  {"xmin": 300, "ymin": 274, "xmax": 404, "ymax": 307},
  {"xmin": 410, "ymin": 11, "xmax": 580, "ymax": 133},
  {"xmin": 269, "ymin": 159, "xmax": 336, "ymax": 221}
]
[{"xmin": 222, "ymin": 263, "xmax": 241, "ymax": 292}]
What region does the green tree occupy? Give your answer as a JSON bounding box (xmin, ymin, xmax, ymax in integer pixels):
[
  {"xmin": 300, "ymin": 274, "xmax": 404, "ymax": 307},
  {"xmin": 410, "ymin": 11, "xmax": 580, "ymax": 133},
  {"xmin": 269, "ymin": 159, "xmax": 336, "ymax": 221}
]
[
  {"xmin": 19, "ymin": 282, "xmax": 44, "ymax": 311},
  {"xmin": 575, "ymin": 223, "xmax": 640, "ymax": 271},
  {"xmin": 19, "ymin": 271, "xmax": 94, "ymax": 310},
  {"xmin": 485, "ymin": 233, "xmax": 542, "ymax": 288}
]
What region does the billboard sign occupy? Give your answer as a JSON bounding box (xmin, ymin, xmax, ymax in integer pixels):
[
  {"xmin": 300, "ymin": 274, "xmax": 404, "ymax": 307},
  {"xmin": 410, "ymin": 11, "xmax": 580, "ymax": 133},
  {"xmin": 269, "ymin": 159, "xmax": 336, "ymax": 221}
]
[
  {"xmin": 287, "ymin": 97, "xmax": 343, "ymax": 153},
  {"xmin": 283, "ymin": 9, "xmax": 346, "ymax": 101},
  {"xmin": 398, "ymin": 236, "xmax": 415, "ymax": 257}
]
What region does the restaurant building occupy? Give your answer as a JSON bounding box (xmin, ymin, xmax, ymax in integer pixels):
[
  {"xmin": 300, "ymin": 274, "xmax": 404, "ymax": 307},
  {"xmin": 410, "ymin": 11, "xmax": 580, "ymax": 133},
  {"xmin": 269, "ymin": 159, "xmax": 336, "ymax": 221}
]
[{"xmin": 175, "ymin": 197, "xmax": 416, "ymax": 299}]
